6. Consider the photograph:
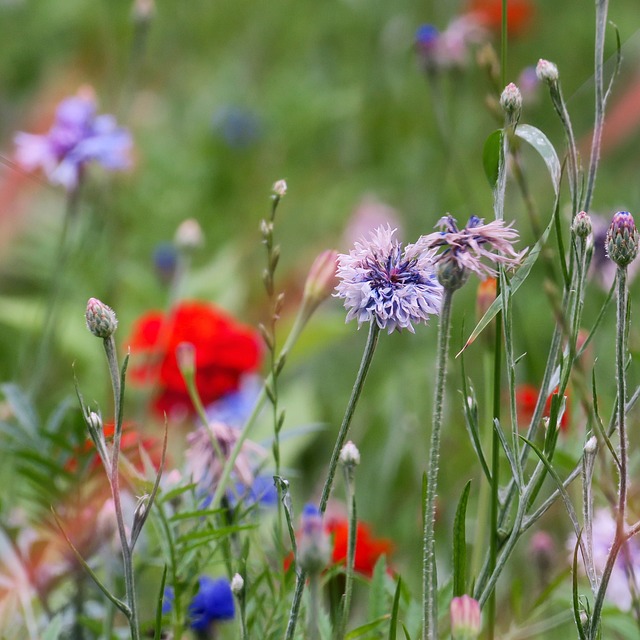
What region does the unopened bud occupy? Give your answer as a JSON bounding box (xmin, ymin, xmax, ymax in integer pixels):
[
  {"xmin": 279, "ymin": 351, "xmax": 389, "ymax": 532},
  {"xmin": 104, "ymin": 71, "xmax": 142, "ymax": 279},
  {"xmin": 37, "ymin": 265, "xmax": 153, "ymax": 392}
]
[
  {"xmin": 303, "ymin": 250, "xmax": 339, "ymax": 313},
  {"xmin": 272, "ymin": 179, "xmax": 287, "ymax": 198},
  {"xmin": 231, "ymin": 573, "xmax": 244, "ymax": 596},
  {"xmin": 86, "ymin": 298, "xmax": 118, "ymax": 338},
  {"xmin": 340, "ymin": 441, "xmax": 361, "ymax": 467},
  {"xmin": 606, "ymin": 211, "xmax": 639, "ymax": 267},
  {"xmin": 132, "ymin": 0, "xmax": 155, "ymax": 23},
  {"xmin": 536, "ymin": 59, "xmax": 559, "ymax": 84},
  {"xmin": 298, "ymin": 504, "xmax": 330, "ymax": 575},
  {"xmin": 438, "ymin": 260, "xmax": 469, "ymax": 291},
  {"xmin": 500, "ymin": 83, "xmax": 522, "ymax": 118},
  {"xmin": 572, "ymin": 211, "xmax": 592, "ymax": 240},
  {"xmin": 130, "ymin": 494, "xmax": 149, "ymax": 549},
  {"xmin": 450, "ymin": 595, "xmax": 482, "ymax": 640},
  {"xmin": 174, "ymin": 218, "xmax": 204, "ymax": 252},
  {"xmin": 584, "ymin": 436, "xmax": 597, "ymax": 455},
  {"xmin": 176, "ymin": 342, "xmax": 196, "ymax": 378},
  {"xmin": 88, "ymin": 411, "xmax": 103, "ymax": 434}
]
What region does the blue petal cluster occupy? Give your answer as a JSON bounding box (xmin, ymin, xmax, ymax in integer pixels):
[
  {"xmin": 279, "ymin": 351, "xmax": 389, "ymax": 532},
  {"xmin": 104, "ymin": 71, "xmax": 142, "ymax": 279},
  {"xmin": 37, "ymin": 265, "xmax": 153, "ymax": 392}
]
[
  {"xmin": 14, "ymin": 89, "xmax": 132, "ymax": 191},
  {"xmin": 189, "ymin": 576, "xmax": 235, "ymax": 631},
  {"xmin": 335, "ymin": 226, "xmax": 442, "ymax": 334}
]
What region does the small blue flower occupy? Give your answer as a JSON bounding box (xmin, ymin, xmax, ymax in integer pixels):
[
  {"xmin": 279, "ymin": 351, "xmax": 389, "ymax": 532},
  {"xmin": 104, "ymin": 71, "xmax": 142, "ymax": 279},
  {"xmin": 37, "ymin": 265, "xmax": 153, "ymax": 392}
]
[
  {"xmin": 162, "ymin": 587, "xmax": 174, "ymax": 615},
  {"xmin": 189, "ymin": 576, "xmax": 235, "ymax": 631},
  {"xmin": 212, "ymin": 106, "xmax": 262, "ymax": 149},
  {"xmin": 335, "ymin": 225, "xmax": 442, "ymax": 334},
  {"xmin": 14, "ymin": 88, "xmax": 132, "ymax": 191}
]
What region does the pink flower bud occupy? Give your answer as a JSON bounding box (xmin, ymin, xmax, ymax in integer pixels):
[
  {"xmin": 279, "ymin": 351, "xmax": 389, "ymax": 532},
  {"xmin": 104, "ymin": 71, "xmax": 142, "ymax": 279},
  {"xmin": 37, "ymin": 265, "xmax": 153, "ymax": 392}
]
[
  {"xmin": 85, "ymin": 298, "xmax": 118, "ymax": 339},
  {"xmin": 450, "ymin": 595, "xmax": 481, "ymax": 640},
  {"xmin": 303, "ymin": 250, "xmax": 339, "ymax": 313}
]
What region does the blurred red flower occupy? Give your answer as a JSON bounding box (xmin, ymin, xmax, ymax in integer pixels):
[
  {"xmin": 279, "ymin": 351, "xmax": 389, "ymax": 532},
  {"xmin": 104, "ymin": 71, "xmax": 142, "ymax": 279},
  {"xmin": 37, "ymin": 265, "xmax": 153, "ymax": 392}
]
[
  {"xmin": 126, "ymin": 301, "xmax": 263, "ymax": 418},
  {"xmin": 67, "ymin": 422, "xmax": 164, "ymax": 476},
  {"xmin": 326, "ymin": 518, "xmax": 393, "ymax": 577},
  {"xmin": 284, "ymin": 517, "xmax": 393, "ymax": 577},
  {"xmin": 465, "ymin": 0, "xmax": 534, "ymax": 36},
  {"xmin": 516, "ymin": 384, "xmax": 569, "ymax": 431}
]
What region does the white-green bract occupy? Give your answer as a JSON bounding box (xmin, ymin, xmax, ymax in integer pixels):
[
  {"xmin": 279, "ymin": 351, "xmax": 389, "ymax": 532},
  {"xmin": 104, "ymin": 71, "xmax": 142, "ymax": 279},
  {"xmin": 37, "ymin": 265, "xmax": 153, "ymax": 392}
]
[{"xmin": 335, "ymin": 225, "xmax": 443, "ymax": 334}]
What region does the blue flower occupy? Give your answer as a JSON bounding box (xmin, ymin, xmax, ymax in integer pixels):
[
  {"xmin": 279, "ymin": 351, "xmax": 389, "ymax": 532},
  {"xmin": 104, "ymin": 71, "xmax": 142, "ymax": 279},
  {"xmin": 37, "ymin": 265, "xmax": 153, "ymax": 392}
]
[
  {"xmin": 335, "ymin": 225, "xmax": 442, "ymax": 334},
  {"xmin": 14, "ymin": 88, "xmax": 132, "ymax": 191},
  {"xmin": 189, "ymin": 576, "xmax": 235, "ymax": 631}
]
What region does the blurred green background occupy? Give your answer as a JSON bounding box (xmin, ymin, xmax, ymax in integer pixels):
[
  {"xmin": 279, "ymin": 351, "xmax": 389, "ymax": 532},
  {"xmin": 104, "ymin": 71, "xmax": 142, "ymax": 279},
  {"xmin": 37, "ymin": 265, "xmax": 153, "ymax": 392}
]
[{"xmin": 2, "ymin": 0, "xmax": 640, "ymax": 636}]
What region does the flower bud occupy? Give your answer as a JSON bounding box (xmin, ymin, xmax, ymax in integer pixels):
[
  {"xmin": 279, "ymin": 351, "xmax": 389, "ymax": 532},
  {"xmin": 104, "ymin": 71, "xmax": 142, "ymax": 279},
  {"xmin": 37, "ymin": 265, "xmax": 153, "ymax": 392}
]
[
  {"xmin": 500, "ymin": 83, "xmax": 522, "ymax": 118},
  {"xmin": 231, "ymin": 573, "xmax": 244, "ymax": 596},
  {"xmin": 450, "ymin": 595, "xmax": 482, "ymax": 640},
  {"xmin": 584, "ymin": 436, "xmax": 597, "ymax": 455},
  {"xmin": 132, "ymin": 0, "xmax": 155, "ymax": 23},
  {"xmin": 572, "ymin": 211, "xmax": 592, "ymax": 240},
  {"xmin": 536, "ymin": 59, "xmax": 559, "ymax": 84},
  {"xmin": 340, "ymin": 440, "xmax": 361, "ymax": 467},
  {"xmin": 88, "ymin": 411, "xmax": 103, "ymax": 432},
  {"xmin": 437, "ymin": 260, "xmax": 469, "ymax": 291},
  {"xmin": 176, "ymin": 342, "xmax": 196, "ymax": 379},
  {"xmin": 297, "ymin": 504, "xmax": 330, "ymax": 575},
  {"xmin": 303, "ymin": 250, "xmax": 339, "ymax": 314},
  {"xmin": 272, "ymin": 179, "xmax": 287, "ymax": 198},
  {"xmin": 174, "ymin": 218, "xmax": 204, "ymax": 253},
  {"xmin": 85, "ymin": 298, "xmax": 118, "ymax": 338},
  {"xmin": 605, "ymin": 211, "xmax": 639, "ymax": 267}
]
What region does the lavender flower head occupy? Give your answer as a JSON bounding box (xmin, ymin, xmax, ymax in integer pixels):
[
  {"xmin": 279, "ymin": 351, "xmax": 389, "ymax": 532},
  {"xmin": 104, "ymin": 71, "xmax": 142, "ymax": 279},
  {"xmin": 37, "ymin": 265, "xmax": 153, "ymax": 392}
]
[
  {"xmin": 570, "ymin": 509, "xmax": 640, "ymax": 611},
  {"xmin": 335, "ymin": 225, "xmax": 443, "ymax": 334},
  {"xmin": 14, "ymin": 87, "xmax": 132, "ymax": 191},
  {"xmin": 418, "ymin": 215, "xmax": 525, "ymax": 287}
]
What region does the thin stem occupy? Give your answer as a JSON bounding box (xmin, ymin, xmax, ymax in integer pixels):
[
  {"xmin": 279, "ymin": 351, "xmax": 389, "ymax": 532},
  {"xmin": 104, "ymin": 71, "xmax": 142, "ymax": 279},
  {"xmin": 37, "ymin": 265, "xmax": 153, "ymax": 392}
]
[
  {"xmin": 584, "ymin": 0, "xmax": 610, "ymax": 212},
  {"xmin": 422, "ymin": 288, "xmax": 453, "ymax": 640},
  {"xmin": 616, "ymin": 267, "xmax": 628, "ymax": 535},
  {"xmin": 103, "ymin": 337, "xmax": 140, "ymax": 640},
  {"xmin": 285, "ymin": 321, "xmax": 380, "ymax": 640},
  {"xmin": 210, "ymin": 304, "xmax": 309, "ymax": 512},
  {"xmin": 308, "ymin": 574, "xmax": 321, "ymax": 640},
  {"xmin": 338, "ymin": 466, "xmax": 357, "ymax": 639}
]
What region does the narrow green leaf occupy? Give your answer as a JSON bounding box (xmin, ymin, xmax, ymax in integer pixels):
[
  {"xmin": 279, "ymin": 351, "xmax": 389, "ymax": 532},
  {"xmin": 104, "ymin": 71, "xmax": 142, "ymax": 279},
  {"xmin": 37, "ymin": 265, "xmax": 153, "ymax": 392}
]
[
  {"xmin": 482, "ymin": 130, "xmax": 504, "ymax": 189},
  {"xmin": 389, "ymin": 577, "xmax": 402, "ymax": 640},
  {"xmin": 154, "ymin": 565, "xmax": 168, "ymax": 640},
  {"xmin": 573, "ymin": 531, "xmax": 588, "ymax": 640},
  {"xmin": 274, "ymin": 475, "xmax": 298, "ymax": 557},
  {"xmin": 346, "ymin": 616, "xmax": 389, "ymax": 639},
  {"xmin": 42, "ymin": 614, "xmax": 64, "ymax": 640},
  {"xmin": 591, "ymin": 369, "xmax": 619, "ymax": 467},
  {"xmin": 368, "ymin": 556, "xmax": 389, "ymax": 621},
  {"xmin": 452, "ymin": 481, "xmax": 472, "ymax": 597},
  {"xmin": 402, "ymin": 624, "xmax": 412, "ymax": 640},
  {"xmin": 514, "ymin": 124, "xmax": 560, "ymax": 195},
  {"xmin": 458, "ymin": 194, "xmax": 557, "ymax": 354}
]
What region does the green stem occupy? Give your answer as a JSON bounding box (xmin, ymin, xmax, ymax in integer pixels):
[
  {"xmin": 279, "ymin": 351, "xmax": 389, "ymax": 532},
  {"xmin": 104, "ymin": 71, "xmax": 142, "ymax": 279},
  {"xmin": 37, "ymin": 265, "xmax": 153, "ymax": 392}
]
[
  {"xmin": 210, "ymin": 305, "xmax": 310, "ymax": 512},
  {"xmin": 308, "ymin": 574, "xmax": 321, "ymax": 640},
  {"xmin": 615, "ymin": 267, "xmax": 628, "ymax": 534},
  {"xmin": 338, "ymin": 466, "xmax": 357, "ymax": 639},
  {"xmin": 422, "ymin": 289, "xmax": 453, "ymax": 640},
  {"xmin": 103, "ymin": 337, "xmax": 140, "ymax": 640},
  {"xmin": 487, "ymin": 297, "xmax": 502, "ymax": 640},
  {"xmin": 285, "ymin": 321, "xmax": 380, "ymax": 640}
]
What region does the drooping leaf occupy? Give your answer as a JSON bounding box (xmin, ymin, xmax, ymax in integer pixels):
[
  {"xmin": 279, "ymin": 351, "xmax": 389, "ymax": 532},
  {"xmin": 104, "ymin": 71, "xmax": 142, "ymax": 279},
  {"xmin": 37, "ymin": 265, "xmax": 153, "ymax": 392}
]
[{"xmin": 514, "ymin": 124, "xmax": 561, "ymax": 195}]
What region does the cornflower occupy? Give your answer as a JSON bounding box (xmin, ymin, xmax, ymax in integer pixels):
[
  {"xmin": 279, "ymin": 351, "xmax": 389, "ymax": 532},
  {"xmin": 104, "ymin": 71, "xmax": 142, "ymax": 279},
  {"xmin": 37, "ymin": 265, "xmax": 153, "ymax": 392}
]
[
  {"xmin": 14, "ymin": 87, "xmax": 132, "ymax": 191},
  {"xmin": 418, "ymin": 215, "xmax": 525, "ymax": 285},
  {"xmin": 335, "ymin": 225, "xmax": 442, "ymax": 334}
]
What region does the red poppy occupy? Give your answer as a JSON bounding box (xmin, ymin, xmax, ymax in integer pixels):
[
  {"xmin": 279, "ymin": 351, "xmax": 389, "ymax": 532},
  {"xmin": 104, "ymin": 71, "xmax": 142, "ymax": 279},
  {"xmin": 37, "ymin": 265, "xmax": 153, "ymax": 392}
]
[
  {"xmin": 284, "ymin": 517, "xmax": 393, "ymax": 578},
  {"xmin": 516, "ymin": 384, "xmax": 569, "ymax": 431},
  {"xmin": 126, "ymin": 301, "xmax": 263, "ymax": 418},
  {"xmin": 326, "ymin": 518, "xmax": 393, "ymax": 577},
  {"xmin": 465, "ymin": 0, "xmax": 534, "ymax": 36}
]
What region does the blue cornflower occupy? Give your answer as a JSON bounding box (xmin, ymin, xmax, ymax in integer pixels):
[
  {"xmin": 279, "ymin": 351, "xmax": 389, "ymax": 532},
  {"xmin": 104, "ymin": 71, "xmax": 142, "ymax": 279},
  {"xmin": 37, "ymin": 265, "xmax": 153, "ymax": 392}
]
[
  {"xmin": 418, "ymin": 215, "xmax": 525, "ymax": 281},
  {"xmin": 335, "ymin": 225, "xmax": 442, "ymax": 334},
  {"xmin": 14, "ymin": 87, "xmax": 132, "ymax": 191},
  {"xmin": 189, "ymin": 576, "xmax": 235, "ymax": 631}
]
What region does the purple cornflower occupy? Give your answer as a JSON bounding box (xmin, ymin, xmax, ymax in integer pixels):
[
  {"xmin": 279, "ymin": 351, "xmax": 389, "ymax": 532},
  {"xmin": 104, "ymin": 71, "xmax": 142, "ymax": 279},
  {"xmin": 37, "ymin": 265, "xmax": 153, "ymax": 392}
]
[
  {"xmin": 570, "ymin": 509, "xmax": 640, "ymax": 611},
  {"xmin": 335, "ymin": 225, "xmax": 442, "ymax": 334},
  {"xmin": 189, "ymin": 576, "xmax": 235, "ymax": 631},
  {"xmin": 14, "ymin": 87, "xmax": 132, "ymax": 191},
  {"xmin": 418, "ymin": 215, "xmax": 525, "ymax": 282}
]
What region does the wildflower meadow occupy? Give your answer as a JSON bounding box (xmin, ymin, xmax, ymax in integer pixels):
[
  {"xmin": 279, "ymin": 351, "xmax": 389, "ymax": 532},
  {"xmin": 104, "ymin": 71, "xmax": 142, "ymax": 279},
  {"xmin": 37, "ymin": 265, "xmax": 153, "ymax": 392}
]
[{"xmin": 3, "ymin": 0, "xmax": 640, "ymax": 638}]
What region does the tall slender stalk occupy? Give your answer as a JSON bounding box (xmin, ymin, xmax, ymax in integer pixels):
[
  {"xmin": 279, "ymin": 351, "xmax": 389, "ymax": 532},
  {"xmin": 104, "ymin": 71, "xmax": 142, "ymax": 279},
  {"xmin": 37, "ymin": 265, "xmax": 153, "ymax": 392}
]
[
  {"xmin": 285, "ymin": 321, "xmax": 380, "ymax": 640},
  {"xmin": 422, "ymin": 288, "xmax": 453, "ymax": 640}
]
